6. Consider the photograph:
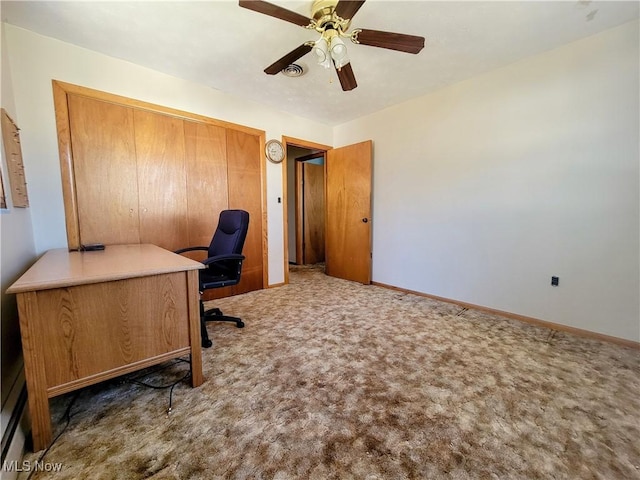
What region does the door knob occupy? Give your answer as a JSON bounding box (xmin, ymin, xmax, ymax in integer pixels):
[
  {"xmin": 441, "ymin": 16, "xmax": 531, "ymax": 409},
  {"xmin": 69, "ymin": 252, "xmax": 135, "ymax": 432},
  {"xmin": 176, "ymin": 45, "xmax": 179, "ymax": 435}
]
[{"xmin": 362, "ymin": 218, "xmax": 368, "ymax": 223}]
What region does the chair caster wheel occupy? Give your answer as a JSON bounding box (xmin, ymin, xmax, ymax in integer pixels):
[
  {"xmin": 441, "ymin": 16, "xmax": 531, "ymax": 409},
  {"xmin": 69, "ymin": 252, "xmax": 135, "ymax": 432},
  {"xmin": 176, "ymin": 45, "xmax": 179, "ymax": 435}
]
[
  {"xmin": 237, "ymin": 321, "xmax": 245, "ymax": 328},
  {"xmin": 202, "ymin": 339, "xmax": 213, "ymax": 348}
]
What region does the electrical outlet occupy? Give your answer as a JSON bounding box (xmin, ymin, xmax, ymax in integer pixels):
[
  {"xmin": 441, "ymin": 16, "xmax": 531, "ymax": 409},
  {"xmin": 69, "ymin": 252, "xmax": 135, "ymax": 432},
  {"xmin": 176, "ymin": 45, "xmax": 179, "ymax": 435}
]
[{"xmin": 551, "ymin": 276, "xmax": 559, "ymax": 286}]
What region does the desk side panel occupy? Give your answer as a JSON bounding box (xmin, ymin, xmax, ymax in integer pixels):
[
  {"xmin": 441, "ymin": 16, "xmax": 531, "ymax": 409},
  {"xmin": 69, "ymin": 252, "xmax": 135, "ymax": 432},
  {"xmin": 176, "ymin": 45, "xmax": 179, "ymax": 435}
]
[
  {"xmin": 16, "ymin": 292, "xmax": 53, "ymax": 451},
  {"xmin": 37, "ymin": 273, "xmax": 190, "ymax": 389},
  {"xmin": 186, "ymin": 269, "xmax": 203, "ymax": 387}
]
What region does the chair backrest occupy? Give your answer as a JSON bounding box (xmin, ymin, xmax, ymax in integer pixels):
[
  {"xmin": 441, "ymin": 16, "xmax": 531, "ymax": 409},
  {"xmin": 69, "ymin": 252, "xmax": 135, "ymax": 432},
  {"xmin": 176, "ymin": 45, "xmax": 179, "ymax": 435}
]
[{"xmin": 208, "ymin": 209, "xmax": 250, "ymax": 258}]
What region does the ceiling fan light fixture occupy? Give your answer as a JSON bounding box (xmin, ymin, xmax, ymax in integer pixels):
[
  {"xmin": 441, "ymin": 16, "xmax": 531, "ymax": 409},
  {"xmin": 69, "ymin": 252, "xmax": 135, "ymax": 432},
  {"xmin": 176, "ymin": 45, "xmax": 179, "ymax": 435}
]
[
  {"xmin": 329, "ymin": 35, "xmax": 349, "ymax": 69},
  {"xmin": 312, "ymin": 36, "xmax": 331, "ymax": 69}
]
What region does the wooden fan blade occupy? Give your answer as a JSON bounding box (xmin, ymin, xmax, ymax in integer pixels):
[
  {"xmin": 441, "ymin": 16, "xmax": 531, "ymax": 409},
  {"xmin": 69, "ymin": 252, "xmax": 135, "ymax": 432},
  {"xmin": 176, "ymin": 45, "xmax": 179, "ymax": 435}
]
[
  {"xmin": 354, "ymin": 28, "xmax": 425, "ymax": 54},
  {"xmin": 239, "ymin": 0, "xmax": 312, "ymax": 27},
  {"xmin": 335, "ymin": 62, "xmax": 357, "ymax": 91},
  {"xmin": 335, "ymin": 0, "xmax": 366, "ymax": 20},
  {"xmin": 264, "ymin": 44, "xmax": 313, "ymax": 75}
]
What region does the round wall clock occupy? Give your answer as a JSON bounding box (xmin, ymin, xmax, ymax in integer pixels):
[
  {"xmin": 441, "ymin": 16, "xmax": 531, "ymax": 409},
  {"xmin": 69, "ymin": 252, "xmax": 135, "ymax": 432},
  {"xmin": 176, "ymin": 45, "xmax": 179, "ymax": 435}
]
[{"xmin": 265, "ymin": 139, "xmax": 285, "ymax": 163}]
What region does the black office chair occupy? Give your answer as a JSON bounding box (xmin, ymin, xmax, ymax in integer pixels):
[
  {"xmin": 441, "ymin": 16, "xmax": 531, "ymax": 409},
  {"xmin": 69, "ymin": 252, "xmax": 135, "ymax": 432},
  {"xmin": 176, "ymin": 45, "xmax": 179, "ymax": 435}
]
[{"xmin": 175, "ymin": 209, "xmax": 249, "ymax": 348}]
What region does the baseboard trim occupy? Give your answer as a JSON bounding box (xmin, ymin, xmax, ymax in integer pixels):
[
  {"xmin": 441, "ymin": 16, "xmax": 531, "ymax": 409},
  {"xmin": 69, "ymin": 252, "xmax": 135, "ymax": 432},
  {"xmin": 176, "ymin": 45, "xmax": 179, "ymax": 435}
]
[
  {"xmin": 1, "ymin": 381, "xmax": 28, "ymax": 466},
  {"xmin": 371, "ymin": 281, "xmax": 640, "ymax": 350}
]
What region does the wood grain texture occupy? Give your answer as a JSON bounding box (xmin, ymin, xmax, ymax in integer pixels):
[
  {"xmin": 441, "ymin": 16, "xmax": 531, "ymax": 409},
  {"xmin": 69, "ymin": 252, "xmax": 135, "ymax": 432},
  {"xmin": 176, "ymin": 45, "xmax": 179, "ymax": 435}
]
[
  {"xmin": 134, "ymin": 110, "xmax": 189, "ymax": 252},
  {"xmin": 6, "ymin": 244, "xmax": 203, "ymax": 294},
  {"xmin": 38, "ymin": 273, "xmax": 190, "ymax": 388},
  {"xmin": 68, "ymin": 95, "xmax": 140, "ymax": 246},
  {"xmin": 53, "ymin": 81, "xmax": 81, "ymax": 249},
  {"xmin": 53, "ymin": 81, "xmax": 267, "ymax": 294},
  {"xmin": 186, "ymin": 270, "xmax": 203, "ymax": 386},
  {"xmin": 1, "ymin": 108, "xmax": 29, "ymax": 207},
  {"xmin": 16, "ymin": 293, "xmax": 52, "ymax": 450},
  {"xmin": 325, "ymin": 140, "xmax": 372, "ymax": 284},
  {"xmin": 224, "ymin": 129, "xmax": 264, "ymax": 296},
  {"xmin": 53, "ymin": 81, "xmax": 264, "ymax": 137},
  {"xmin": 303, "ymin": 162, "xmax": 325, "ymax": 264},
  {"xmin": 295, "ymin": 160, "xmax": 304, "ymax": 265},
  {"xmin": 183, "ymin": 121, "xmax": 229, "ymax": 253}
]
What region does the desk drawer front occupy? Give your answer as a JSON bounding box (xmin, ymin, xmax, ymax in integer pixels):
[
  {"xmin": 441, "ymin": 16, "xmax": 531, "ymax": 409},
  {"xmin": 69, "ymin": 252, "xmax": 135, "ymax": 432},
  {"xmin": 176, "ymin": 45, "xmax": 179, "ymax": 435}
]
[{"xmin": 35, "ymin": 272, "xmax": 190, "ymax": 389}]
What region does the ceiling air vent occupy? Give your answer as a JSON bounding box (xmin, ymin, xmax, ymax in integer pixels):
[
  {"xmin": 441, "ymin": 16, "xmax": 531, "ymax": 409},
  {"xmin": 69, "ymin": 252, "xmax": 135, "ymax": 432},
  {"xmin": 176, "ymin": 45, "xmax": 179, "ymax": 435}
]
[{"xmin": 282, "ymin": 63, "xmax": 305, "ymax": 77}]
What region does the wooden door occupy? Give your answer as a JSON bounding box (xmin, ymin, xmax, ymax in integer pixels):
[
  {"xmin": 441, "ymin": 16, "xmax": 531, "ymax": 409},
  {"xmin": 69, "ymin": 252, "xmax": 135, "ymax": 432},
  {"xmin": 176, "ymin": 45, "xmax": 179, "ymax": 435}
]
[
  {"xmin": 133, "ymin": 110, "xmax": 188, "ymax": 251},
  {"xmin": 67, "ymin": 95, "xmax": 140, "ymax": 246},
  {"xmin": 183, "ymin": 121, "xmax": 229, "ymax": 254},
  {"xmin": 303, "ymin": 162, "xmax": 325, "ymax": 264},
  {"xmin": 325, "ymin": 140, "xmax": 373, "ymax": 284},
  {"xmin": 223, "ymin": 128, "xmax": 264, "ymax": 295}
]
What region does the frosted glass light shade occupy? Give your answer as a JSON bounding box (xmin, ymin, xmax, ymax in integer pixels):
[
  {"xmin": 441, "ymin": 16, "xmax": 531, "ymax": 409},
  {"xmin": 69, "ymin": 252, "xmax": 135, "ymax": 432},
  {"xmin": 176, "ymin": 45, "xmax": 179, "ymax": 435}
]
[
  {"xmin": 313, "ymin": 37, "xmax": 331, "ymax": 69},
  {"xmin": 330, "ymin": 36, "xmax": 350, "ymax": 69}
]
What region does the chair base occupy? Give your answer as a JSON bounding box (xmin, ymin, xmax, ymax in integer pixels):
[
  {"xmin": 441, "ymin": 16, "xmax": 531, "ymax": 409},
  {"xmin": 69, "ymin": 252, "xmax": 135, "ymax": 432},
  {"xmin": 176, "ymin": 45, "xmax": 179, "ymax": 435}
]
[
  {"xmin": 206, "ymin": 314, "xmax": 245, "ymax": 329},
  {"xmin": 200, "ymin": 307, "xmax": 244, "ymax": 348}
]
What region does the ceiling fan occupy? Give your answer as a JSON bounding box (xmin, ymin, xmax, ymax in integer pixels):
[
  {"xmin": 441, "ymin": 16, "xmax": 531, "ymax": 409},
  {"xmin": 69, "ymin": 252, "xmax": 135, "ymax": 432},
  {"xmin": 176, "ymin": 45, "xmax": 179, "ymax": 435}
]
[{"xmin": 238, "ymin": 0, "xmax": 425, "ymax": 91}]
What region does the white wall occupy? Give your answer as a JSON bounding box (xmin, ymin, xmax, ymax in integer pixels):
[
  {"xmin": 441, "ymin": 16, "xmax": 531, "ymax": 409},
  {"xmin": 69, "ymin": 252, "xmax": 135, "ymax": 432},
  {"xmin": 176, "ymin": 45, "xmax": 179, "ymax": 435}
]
[
  {"xmin": 3, "ymin": 24, "xmax": 333, "ymax": 286},
  {"xmin": 1, "ymin": 22, "xmax": 36, "ymax": 480},
  {"xmin": 334, "ymin": 20, "xmax": 640, "ymax": 342}
]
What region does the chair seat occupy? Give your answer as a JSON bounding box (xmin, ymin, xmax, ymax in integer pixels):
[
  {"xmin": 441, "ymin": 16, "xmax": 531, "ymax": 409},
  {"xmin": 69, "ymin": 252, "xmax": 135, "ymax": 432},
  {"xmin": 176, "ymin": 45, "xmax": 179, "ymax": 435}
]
[{"xmin": 199, "ymin": 270, "xmax": 240, "ymax": 290}]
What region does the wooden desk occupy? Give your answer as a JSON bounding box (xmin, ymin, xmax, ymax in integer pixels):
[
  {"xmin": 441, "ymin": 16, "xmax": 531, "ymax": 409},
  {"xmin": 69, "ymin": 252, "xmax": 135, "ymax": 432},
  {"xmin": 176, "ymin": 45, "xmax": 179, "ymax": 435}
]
[{"xmin": 6, "ymin": 244, "xmax": 204, "ymax": 451}]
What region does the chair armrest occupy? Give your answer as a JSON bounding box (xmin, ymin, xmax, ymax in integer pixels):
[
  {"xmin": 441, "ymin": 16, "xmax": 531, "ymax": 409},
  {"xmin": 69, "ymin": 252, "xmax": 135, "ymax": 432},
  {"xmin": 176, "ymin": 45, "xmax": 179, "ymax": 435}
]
[
  {"xmin": 201, "ymin": 253, "xmax": 245, "ymax": 267},
  {"xmin": 174, "ymin": 246, "xmax": 208, "ymax": 255}
]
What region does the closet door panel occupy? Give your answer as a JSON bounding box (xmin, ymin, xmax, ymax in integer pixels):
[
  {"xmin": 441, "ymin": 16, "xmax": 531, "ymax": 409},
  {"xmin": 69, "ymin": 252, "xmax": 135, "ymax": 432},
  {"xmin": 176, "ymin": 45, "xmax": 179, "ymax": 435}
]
[
  {"xmin": 224, "ymin": 129, "xmax": 264, "ymax": 296},
  {"xmin": 133, "ymin": 110, "xmax": 188, "ymax": 251},
  {"xmin": 55, "ymin": 82, "xmax": 267, "ymax": 299},
  {"xmin": 68, "ymin": 95, "xmax": 140, "ymax": 245},
  {"xmin": 184, "ymin": 121, "xmax": 229, "ymax": 256}
]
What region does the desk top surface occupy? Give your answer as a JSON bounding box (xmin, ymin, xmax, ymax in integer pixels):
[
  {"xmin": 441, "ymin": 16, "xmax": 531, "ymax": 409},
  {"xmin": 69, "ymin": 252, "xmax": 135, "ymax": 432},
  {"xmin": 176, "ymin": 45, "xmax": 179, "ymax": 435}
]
[{"xmin": 6, "ymin": 244, "xmax": 204, "ymax": 294}]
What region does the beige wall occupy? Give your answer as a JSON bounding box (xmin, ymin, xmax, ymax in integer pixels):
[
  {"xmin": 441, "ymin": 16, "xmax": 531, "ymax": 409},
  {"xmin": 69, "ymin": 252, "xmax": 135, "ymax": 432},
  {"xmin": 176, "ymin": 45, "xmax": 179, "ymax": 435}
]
[{"xmin": 334, "ymin": 20, "xmax": 640, "ymax": 341}]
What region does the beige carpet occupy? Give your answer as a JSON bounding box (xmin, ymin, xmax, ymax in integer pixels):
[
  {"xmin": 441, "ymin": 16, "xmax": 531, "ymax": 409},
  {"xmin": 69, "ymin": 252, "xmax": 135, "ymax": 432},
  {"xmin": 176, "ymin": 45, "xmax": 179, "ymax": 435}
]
[{"xmin": 19, "ymin": 264, "xmax": 640, "ymax": 479}]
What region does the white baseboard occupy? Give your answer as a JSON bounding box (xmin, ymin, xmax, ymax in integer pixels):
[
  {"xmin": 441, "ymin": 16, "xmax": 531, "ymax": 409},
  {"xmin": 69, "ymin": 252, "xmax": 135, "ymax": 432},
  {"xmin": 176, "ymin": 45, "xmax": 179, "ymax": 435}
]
[{"xmin": 1, "ymin": 370, "xmax": 28, "ymax": 480}]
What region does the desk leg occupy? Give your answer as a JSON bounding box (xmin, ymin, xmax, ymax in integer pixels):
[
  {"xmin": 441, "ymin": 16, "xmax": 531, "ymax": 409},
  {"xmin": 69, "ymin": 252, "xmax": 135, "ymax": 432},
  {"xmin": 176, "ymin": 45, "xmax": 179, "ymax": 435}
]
[
  {"xmin": 17, "ymin": 293, "xmax": 53, "ymax": 451},
  {"xmin": 186, "ymin": 271, "xmax": 203, "ymax": 387}
]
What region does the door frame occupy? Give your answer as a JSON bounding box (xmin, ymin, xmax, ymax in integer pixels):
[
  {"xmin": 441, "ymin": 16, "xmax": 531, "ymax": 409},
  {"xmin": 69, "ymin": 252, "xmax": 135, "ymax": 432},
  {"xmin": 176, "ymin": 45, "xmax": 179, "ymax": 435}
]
[
  {"xmin": 281, "ymin": 136, "xmax": 331, "ymax": 285},
  {"xmin": 295, "ymin": 151, "xmax": 326, "ymax": 265}
]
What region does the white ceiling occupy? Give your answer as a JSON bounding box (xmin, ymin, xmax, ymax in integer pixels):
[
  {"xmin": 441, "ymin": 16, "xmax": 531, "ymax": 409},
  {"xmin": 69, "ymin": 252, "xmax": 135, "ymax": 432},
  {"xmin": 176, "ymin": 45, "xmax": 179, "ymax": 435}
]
[{"xmin": 2, "ymin": 1, "xmax": 638, "ymax": 126}]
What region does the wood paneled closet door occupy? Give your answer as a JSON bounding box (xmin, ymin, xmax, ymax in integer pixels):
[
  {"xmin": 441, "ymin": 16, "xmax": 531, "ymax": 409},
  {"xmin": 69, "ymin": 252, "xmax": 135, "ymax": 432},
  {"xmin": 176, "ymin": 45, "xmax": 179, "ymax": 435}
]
[
  {"xmin": 68, "ymin": 95, "xmax": 140, "ymax": 246},
  {"xmin": 133, "ymin": 109, "xmax": 188, "ymax": 251},
  {"xmin": 55, "ymin": 81, "xmax": 266, "ymax": 297},
  {"xmin": 183, "ymin": 121, "xmax": 229, "ymax": 252},
  {"xmin": 220, "ymin": 129, "xmax": 263, "ymax": 297}
]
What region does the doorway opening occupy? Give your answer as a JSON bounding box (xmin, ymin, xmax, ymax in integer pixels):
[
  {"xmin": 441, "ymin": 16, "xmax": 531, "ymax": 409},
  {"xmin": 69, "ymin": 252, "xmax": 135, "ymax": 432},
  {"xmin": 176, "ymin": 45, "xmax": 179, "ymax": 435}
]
[
  {"xmin": 295, "ymin": 151, "xmax": 325, "ymax": 266},
  {"xmin": 282, "ymin": 137, "xmax": 331, "ymax": 284}
]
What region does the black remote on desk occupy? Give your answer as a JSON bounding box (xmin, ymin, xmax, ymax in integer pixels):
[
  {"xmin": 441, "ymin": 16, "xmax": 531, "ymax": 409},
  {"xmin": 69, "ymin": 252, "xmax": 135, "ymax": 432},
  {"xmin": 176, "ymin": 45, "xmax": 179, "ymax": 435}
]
[{"xmin": 80, "ymin": 243, "xmax": 105, "ymax": 251}]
